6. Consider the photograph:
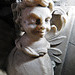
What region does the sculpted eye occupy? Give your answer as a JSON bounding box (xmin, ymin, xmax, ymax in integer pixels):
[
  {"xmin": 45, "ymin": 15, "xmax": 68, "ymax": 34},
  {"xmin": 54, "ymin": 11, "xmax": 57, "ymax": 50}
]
[
  {"xmin": 36, "ymin": 19, "xmax": 41, "ymax": 25},
  {"xmin": 45, "ymin": 17, "xmax": 50, "ymax": 22}
]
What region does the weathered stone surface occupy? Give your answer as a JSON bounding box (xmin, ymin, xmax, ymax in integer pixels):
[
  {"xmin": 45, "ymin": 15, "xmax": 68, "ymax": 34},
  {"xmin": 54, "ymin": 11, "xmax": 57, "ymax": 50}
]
[
  {"xmin": 61, "ymin": 43, "xmax": 75, "ymax": 75},
  {"xmin": 54, "ymin": 7, "xmax": 75, "ymax": 75}
]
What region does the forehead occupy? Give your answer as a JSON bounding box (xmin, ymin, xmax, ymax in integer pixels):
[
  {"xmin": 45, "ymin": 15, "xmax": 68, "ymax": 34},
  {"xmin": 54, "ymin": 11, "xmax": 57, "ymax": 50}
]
[{"xmin": 22, "ymin": 7, "xmax": 52, "ymax": 19}]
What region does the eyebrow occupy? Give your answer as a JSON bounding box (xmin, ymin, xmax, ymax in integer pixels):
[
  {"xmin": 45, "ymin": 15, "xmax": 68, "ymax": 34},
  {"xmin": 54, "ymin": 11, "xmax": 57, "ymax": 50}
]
[{"xmin": 29, "ymin": 13, "xmax": 40, "ymax": 19}]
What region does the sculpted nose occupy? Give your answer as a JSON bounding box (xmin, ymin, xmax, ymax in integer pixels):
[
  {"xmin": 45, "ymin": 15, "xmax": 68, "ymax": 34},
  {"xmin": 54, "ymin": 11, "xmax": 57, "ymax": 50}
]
[{"xmin": 35, "ymin": 26, "xmax": 45, "ymax": 30}]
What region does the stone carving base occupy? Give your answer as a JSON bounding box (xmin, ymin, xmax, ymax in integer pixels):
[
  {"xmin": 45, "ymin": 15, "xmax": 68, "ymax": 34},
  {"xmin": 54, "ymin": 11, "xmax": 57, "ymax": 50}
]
[{"xmin": 7, "ymin": 47, "xmax": 54, "ymax": 75}]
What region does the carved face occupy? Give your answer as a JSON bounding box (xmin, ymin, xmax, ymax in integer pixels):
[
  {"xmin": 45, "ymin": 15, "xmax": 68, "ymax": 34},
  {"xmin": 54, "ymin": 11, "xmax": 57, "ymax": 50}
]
[{"xmin": 21, "ymin": 7, "xmax": 52, "ymax": 38}]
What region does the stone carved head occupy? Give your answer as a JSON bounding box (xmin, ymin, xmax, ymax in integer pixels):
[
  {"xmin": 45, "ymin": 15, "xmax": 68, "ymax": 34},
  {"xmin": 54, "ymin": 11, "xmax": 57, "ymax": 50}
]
[
  {"xmin": 20, "ymin": 7, "xmax": 52, "ymax": 38},
  {"xmin": 12, "ymin": 0, "xmax": 67, "ymax": 39}
]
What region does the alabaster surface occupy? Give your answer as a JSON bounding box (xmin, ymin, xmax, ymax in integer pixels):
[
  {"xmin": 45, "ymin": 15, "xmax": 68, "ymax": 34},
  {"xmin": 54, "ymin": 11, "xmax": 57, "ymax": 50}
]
[
  {"xmin": 7, "ymin": 7, "xmax": 54, "ymax": 75},
  {"xmin": 7, "ymin": 0, "xmax": 67, "ymax": 75}
]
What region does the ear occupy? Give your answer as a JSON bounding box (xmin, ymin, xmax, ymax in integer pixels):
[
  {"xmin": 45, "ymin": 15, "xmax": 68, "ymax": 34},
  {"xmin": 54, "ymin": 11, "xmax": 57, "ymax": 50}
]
[{"xmin": 50, "ymin": 7, "xmax": 67, "ymax": 35}]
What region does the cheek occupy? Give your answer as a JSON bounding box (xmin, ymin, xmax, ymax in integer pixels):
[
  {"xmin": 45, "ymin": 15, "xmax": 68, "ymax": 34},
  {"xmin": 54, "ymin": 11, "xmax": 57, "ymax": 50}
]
[
  {"xmin": 31, "ymin": 26, "xmax": 39, "ymax": 34},
  {"xmin": 21, "ymin": 20, "xmax": 37, "ymax": 32},
  {"xmin": 26, "ymin": 25, "xmax": 37, "ymax": 33}
]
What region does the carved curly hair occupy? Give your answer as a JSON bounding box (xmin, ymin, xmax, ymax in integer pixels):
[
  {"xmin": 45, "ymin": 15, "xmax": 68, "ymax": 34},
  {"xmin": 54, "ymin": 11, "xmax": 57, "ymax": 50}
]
[{"xmin": 11, "ymin": 0, "xmax": 54, "ymax": 26}]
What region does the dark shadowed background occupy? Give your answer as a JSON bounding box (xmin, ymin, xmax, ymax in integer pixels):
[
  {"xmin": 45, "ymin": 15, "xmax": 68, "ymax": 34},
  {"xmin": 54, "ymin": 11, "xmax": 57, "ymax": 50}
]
[{"xmin": 0, "ymin": 0, "xmax": 16, "ymax": 71}]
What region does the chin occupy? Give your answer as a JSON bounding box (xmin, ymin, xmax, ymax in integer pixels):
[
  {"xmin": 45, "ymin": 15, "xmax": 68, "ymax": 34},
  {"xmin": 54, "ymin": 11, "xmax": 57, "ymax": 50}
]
[
  {"xmin": 38, "ymin": 33, "xmax": 46, "ymax": 38},
  {"xmin": 31, "ymin": 30, "xmax": 46, "ymax": 38}
]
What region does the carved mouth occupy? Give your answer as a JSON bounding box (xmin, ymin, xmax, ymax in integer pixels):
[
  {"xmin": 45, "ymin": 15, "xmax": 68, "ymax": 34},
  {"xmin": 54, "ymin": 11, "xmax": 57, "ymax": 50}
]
[
  {"xmin": 36, "ymin": 30, "xmax": 45, "ymax": 33},
  {"xmin": 31, "ymin": 29, "xmax": 45, "ymax": 35}
]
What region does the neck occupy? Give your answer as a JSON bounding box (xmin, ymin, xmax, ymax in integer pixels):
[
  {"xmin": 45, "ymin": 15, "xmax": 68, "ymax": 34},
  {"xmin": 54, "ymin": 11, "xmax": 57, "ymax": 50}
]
[
  {"xmin": 27, "ymin": 33, "xmax": 45, "ymax": 41},
  {"xmin": 16, "ymin": 33, "xmax": 46, "ymax": 48}
]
